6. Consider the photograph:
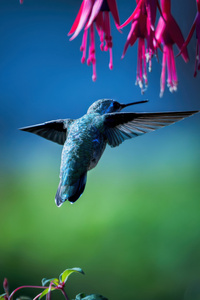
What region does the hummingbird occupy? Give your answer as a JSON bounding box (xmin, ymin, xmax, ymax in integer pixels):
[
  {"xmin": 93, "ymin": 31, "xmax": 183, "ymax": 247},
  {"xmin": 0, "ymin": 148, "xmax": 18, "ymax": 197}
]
[{"xmin": 20, "ymin": 99, "xmax": 198, "ymax": 207}]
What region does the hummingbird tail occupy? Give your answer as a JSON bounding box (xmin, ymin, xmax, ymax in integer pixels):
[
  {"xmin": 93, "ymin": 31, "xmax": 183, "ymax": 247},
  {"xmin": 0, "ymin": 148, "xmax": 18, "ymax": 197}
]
[{"xmin": 55, "ymin": 172, "xmax": 87, "ymax": 206}]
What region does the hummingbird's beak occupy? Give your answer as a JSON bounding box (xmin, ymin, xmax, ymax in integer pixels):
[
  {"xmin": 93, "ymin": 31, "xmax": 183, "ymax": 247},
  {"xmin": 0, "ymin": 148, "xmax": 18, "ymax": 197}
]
[{"xmin": 120, "ymin": 100, "xmax": 148, "ymax": 109}]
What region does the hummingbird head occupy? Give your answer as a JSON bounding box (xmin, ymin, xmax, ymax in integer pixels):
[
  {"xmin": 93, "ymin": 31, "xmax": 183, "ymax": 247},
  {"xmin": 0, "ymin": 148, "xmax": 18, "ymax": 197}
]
[{"xmin": 87, "ymin": 99, "xmax": 148, "ymax": 115}]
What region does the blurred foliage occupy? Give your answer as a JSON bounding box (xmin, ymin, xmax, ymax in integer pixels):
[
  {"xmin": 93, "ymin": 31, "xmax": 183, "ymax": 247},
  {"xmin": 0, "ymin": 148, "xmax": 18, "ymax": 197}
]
[{"xmin": 0, "ymin": 160, "xmax": 200, "ymax": 300}]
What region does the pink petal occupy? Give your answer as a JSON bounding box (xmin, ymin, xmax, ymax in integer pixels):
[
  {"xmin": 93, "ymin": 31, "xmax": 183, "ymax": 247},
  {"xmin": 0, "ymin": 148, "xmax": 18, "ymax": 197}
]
[
  {"xmin": 70, "ymin": 0, "xmax": 93, "ymax": 41},
  {"xmin": 118, "ymin": 0, "xmax": 143, "ymax": 29},
  {"xmin": 68, "ymin": 1, "xmax": 85, "ymax": 35},
  {"xmin": 146, "ymin": 0, "xmax": 157, "ymax": 26},
  {"xmin": 107, "ymin": 0, "xmax": 120, "ymax": 26},
  {"xmin": 176, "ymin": 14, "xmax": 197, "ymax": 57},
  {"xmin": 128, "ymin": 20, "xmax": 139, "ymax": 43},
  {"xmin": 196, "ymin": 12, "xmax": 200, "ymax": 41},
  {"xmin": 166, "ymin": 15, "xmax": 189, "ymax": 62},
  {"xmin": 86, "ymin": 0, "xmax": 103, "ymax": 29},
  {"xmin": 121, "ymin": 33, "xmax": 137, "ymax": 58},
  {"xmin": 155, "ymin": 17, "xmax": 166, "ymax": 45},
  {"xmin": 197, "ymin": 0, "xmax": 200, "ymax": 13},
  {"xmin": 160, "ymin": 0, "xmax": 171, "ymax": 17},
  {"xmin": 121, "ymin": 20, "xmax": 139, "ymax": 58}
]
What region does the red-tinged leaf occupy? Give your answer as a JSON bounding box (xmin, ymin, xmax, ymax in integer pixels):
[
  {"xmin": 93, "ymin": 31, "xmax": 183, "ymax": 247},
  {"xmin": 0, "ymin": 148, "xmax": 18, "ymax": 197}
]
[{"xmin": 39, "ymin": 287, "xmax": 56, "ymax": 300}]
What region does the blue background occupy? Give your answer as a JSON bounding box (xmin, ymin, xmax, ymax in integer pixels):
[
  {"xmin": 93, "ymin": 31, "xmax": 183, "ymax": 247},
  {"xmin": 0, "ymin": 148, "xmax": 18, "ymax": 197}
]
[{"xmin": 0, "ymin": 1, "xmax": 200, "ymax": 299}]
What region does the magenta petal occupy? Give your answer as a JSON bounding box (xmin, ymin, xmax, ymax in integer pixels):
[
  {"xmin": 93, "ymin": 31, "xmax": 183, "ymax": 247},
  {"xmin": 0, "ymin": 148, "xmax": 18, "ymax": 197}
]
[
  {"xmin": 70, "ymin": 0, "xmax": 93, "ymax": 41},
  {"xmin": 197, "ymin": 0, "xmax": 200, "ymax": 12},
  {"xmin": 86, "ymin": 0, "xmax": 103, "ymax": 29},
  {"xmin": 167, "ymin": 15, "xmax": 189, "ymax": 62},
  {"xmin": 176, "ymin": 14, "xmax": 197, "ymax": 58},
  {"xmin": 196, "ymin": 12, "xmax": 200, "ymax": 41},
  {"xmin": 68, "ymin": 0, "xmax": 85, "ymax": 35},
  {"xmin": 155, "ymin": 17, "xmax": 166, "ymax": 45},
  {"xmin": 118, "ymin": 0, "xmax": 143, "ymax": 29},
  {"xmin": 147, "ymin": 0, "xmax": 157, "ymax": 26},
  {"xmin": 107, "ymin": 0, "xmax": 120, "ymax": 26},
  {"xmin": 121, "ymin": 33, "xmax": 137, "ymax": 58}
]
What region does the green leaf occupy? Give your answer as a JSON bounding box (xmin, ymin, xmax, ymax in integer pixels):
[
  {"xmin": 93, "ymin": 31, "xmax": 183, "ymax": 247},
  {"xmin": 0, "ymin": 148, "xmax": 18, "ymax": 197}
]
[
  {"xmin": 75, "ymin": 293, "xmax": 108, "ymax": 300},
  {"xmin": 0, "ymin": 293, "xmax": 6, "ymax": 299},
  {"xmin": 60, "ymin": 268, "xmax": 84, "ymax": 283},
  {"xmin": 39, "ymin": 287, "xmax": 56, "ymax": 299},
  {"xmin": 41, "ymin": 278, "xmax": 59, "ymax": 287}
]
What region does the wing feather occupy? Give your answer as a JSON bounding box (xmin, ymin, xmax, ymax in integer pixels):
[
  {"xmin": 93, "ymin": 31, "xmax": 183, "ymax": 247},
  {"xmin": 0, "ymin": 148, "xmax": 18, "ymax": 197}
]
[
  {"xmin": 20, "ymin": 119, "xmax": 74, "ymax": 145},
  {"xmin": 103, "ymin": 111, "xmax": 199, "ymax": 147}
]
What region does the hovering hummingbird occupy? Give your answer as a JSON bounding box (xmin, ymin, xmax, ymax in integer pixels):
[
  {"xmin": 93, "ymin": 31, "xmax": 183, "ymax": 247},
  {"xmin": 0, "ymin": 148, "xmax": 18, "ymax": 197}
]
[{"xmin": 20, "ymin": 99, "xmax": 198, "ymax": 207}]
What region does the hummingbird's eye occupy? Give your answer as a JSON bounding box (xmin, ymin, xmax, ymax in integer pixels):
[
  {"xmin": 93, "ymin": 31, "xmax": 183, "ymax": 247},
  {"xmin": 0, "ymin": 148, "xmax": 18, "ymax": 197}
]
[{"xmin": 113, "ymin": 102, "xmax": 120, "ymax": 110}]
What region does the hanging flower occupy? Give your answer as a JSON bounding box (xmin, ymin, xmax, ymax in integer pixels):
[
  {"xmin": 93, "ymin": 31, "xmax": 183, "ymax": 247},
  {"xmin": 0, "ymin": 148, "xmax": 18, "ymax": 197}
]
[
  {"xmin": 119, "ymin": 0, "xmax": 161, "ymax": 94},
  {"xmin": 68, "ymin": 0, "xmax": 120, "ymax": 82},
  {"xmin": 19, "ymin": 0, "xmax": 23, "ymax": 3},
  {"xmin": 155, "ymin": 0, "xmax": 189, "ymax": 97},
  {"xmin": 177, "ymin": 0, "xmax": 200, "ymax": 77}
]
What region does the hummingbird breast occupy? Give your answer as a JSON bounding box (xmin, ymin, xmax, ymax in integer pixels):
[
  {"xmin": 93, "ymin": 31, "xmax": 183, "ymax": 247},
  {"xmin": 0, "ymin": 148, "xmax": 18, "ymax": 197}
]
[{"xmin": 60, "ymin": 114, "xmax": 106, "ymax": 186}]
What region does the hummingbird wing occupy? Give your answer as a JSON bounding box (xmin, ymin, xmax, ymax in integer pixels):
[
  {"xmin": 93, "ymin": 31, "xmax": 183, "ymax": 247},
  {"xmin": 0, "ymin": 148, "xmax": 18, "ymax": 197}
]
[
  {"xmin": 20, "ymin": 119, "xmax": 74, "ymax": 145},
  {"xmin": 103, "ymin": 111, "xmax": 198, "ymax": 147}
]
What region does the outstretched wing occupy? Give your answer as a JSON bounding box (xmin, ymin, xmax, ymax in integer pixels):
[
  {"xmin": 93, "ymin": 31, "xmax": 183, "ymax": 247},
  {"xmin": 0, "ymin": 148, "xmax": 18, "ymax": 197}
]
[
  {"xmin": 20, "ymin": 119, "xmax": 74, "ymax": 145},
  {"xmin": 103, "ymin": 111, "xmax": 198, "ymax": 147}
]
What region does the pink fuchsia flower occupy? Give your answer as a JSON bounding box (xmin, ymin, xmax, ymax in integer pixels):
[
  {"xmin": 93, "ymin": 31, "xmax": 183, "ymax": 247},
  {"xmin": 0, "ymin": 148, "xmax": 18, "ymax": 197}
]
[
  {"xmin": 19, "ymin": 0, "xmax": 23, "ymax": 3},
  {"xmin": 119, "ymin": 0, "xmax": 161, "ymax": 94},
  {"xmin": 119, "ymin": 1, "xmax": 147, "ymax": 93},
  {"xmin": 68, "ymin": 0, "xmax": 120, "ymax": 82},
  {"xmin": 155, "ymin": 0, "xmax": 189, "ymax": 97},
  {"xmin": 177, "ymin": 0, "xmax": 200, "ymax": 77}
]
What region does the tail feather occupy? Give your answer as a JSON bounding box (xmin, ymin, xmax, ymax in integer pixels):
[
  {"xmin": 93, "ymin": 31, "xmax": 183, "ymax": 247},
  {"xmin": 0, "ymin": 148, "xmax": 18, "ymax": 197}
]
[{"xmin": 55, "ymin": 172, "xmax": 87, "ymax": 207}]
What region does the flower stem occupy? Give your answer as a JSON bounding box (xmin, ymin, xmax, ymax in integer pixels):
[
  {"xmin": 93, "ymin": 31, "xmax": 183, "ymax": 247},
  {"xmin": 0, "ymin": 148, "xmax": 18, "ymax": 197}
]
[
  {"xmin": 61, "ymin": 289, "xmax": 69, "ymax": 300},
  {"xmin": 8, "ymin": 285, "xmax": 46, "ymax": 300}
]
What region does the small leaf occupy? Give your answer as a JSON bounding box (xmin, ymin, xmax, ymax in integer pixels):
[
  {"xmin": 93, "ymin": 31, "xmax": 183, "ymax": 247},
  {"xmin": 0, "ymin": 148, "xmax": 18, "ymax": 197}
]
[
  {"xmin": 0, "ymin": 293, "xmax": 6, "ymax": 299},
  {"xmin": 41, "ymin": 278, "xmax": 59, "ymax": 287},
  {"xmin": 39, "ymin": 287, "xmax": 56, "ymax": 300},
  {"xmin": 75, "ymin": 294, "xmax": 108, "ymax": 300},
  {"xmin": 60, "ymin": 268, "xmax": 84, "ymax": 283},
  {"xmin": 75, "ymin": 293, "xmax": 86, "ymax": 300}
]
